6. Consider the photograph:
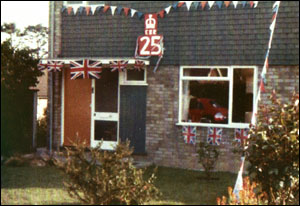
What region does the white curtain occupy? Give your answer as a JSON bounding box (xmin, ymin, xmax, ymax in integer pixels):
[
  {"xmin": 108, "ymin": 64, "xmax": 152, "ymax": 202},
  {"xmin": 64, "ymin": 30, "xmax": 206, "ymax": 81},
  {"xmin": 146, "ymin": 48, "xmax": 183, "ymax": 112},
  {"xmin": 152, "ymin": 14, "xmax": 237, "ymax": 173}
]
[{"xmin": 182, "ymin": 69, "xmax": 191, "ymax": 122}]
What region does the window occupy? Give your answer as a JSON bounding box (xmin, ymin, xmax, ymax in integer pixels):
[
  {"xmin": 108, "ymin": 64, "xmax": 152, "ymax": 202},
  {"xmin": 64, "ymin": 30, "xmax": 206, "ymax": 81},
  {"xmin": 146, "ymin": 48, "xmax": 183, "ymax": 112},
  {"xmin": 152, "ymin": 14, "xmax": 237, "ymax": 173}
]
[
  {"xmin": 120, "ymin": 69, "xmax": 147, "ymax": 85},
  {"xmin": 179, "ymin": 66, "xmax": 257, "ymax": 128}
]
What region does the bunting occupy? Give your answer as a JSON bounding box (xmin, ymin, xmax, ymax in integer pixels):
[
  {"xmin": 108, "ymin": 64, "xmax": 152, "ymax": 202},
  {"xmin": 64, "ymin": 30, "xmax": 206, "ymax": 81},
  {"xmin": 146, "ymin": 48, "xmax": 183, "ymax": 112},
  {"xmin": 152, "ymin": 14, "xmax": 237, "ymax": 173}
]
[
  {"xmin": 134, "ymin": 60, "xmax": 146, "ymax": 71},
  {"xmin": 207, "ymin": 128, "xmax": 222, "ymax": 145},
  {"xmin": 110, "ymin": 60, "xmax": 128, "ymax": 72},
  {"xmin": 182, "ymin": 125, "xmax": 197, "ymax": 145},
  {"xmin": 251, "ymin": 1, "xmax": 281, "ymax": 125},
  {"xmin": 62, "ymin": 1, "xmax": 260, "ymax": 19},
  {"xmin": 70, "ymin": 59, "xmax": 102, "ymax": 80}
]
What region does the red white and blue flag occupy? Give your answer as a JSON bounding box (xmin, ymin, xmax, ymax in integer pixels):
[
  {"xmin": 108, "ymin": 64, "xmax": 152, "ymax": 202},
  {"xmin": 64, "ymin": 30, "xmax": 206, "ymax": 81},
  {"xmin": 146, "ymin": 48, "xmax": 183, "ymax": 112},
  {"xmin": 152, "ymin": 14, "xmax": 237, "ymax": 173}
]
[
  {"xmin": 70, "ymin": 59, "xmax": 102, "ymax": 80},
  {"xmin": 38, "ymin": 60, "xmax": 48, "ymax": 71},
  {"xmin": 47, "ymin": 60, "xmax": 64, "ymax": 72},
  {"xmin": 110, "ymin": 60, "xmax": 128, "ymax": 72},
  {"xmin": 134, "ymin": 60, "xmax": 145, "ymax": 71},
  {"xmin": 182, "ymin": 126, "xmax": 197, "ymax": 145},
  {"xmin": 207, "ymin": 127, "xmax": 222, "ymax": 145},
  {"xmin": 38, "ymin": 60, "xmax": 64, "ymax": 72},
  {"xmin": 235, "ymin": 128, "xmax": 249, "ymax": 146}
]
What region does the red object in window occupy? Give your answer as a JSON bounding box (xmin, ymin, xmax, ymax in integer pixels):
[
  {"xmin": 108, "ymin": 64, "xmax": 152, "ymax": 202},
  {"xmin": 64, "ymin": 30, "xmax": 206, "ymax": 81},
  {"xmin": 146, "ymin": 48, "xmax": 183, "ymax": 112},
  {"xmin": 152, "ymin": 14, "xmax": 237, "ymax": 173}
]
[{"xmin": 188, "ymin": 98, "xmax": 228, "ymax": 123}]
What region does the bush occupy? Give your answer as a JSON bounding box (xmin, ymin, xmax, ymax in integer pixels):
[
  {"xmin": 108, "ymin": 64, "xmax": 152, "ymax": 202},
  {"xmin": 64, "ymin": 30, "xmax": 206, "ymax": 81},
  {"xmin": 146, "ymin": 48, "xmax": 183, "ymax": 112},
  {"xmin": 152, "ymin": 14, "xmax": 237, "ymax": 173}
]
[
  {"xmin": 246, "ymin": 91, "xmax": 299, "ymax": 205},
  {"xmin": 54, "ymin": 141, "xmax": 160, "ymax": 205},
  {"xmin": 217, "ymin": 177, "xmax": 268, "ymax": 205},
  {"xmin": 198, "ymin": 142, "xmax": 219, "ymax": 179}
]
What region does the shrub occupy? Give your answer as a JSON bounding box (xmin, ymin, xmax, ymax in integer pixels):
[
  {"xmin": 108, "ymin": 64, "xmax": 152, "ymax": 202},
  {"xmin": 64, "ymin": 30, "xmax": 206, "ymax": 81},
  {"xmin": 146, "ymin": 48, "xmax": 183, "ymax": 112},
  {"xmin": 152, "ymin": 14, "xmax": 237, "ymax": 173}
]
[
  {"xmin": 217, "ymin": 177, "xmax": 268, "ymax": 205},
  {"xmin": 198, "ymin": 142, "xmax": 219, "ymax": 179},
  {"xmin": 246, "ymin": 91, "xmax": 299, "ymax": 205},
  {"xmin": 54, "ymin": 141, "xmax": 160, "ymax": 205}
]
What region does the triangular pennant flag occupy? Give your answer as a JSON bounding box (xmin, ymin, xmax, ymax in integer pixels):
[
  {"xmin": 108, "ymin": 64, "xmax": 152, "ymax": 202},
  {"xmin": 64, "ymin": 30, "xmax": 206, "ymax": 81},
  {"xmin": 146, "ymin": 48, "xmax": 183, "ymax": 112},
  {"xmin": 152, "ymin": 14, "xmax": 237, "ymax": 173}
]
[
  {"xmin": 259, "ymin": 79, "xmax": 266, "ymax": 93},
  {"xmin": 270, "ymin": 19, "xmax": 276, "ymax": 31},
  {"xmin": 67, "ymin": 7, "xmax": 73, "ymax": 15},
  {"xmin": 232, "ymin": 1, "xmax": 238, "ymax": 8},
  {"xmin": 90, "ymin": 5, "xmax": 99, "ymax": 15},
  {"xmin": 250, "ymin": 1, "xmax": 254, "ymax": 8},
  {"xmin": 178, "ymin": 1, "xmax": 185, "ymax": 7},
  {"xmin": 185, "ymin": 1, "xmax": 193, "ymax": 11},
  {"xmin": 193, "ymin": 2, "xmax": 199, "ymax": 9},
  {"xmin": 137, "ymin": 12, "xmax": 144, "ymax": 19},
  {"xmin": 233, "ymin": 157, "xmax": 245, "ymax": 200},
  {"xmin": 158, "ymin": 10, "xmax": 165, "ymax": 18},
  {"xmin": 172, "ymin": 2, "xmax": 179, "ymax": 10},
  {"xmin": 201, "ymin": 1, "xmax": 207, "ymax": 10},
  {"xmin": 110, "ymin": 6, "xmax": 117, "ymax": 15},
  {"xmin": 242, "ymin": 1, "xmax": 247, "ymax": 8},
  {"xmin": 165, "ymin": 6, "xmax": 171, "ymax": 14},
  {"xmin": 61, "ymin": 6, "xmax": 67, "ymax": 13},
  {"xmin": 216, "ymin": 1, "xmax": 223, "ymax": 9},
  {"xmin": 253, "ymin": 1, "xmax": 258, "ymax": 8},
  {"xmin": 95, "ymin": 6, "xmax": 104, "ymax": 13},
  {"xmin": 131, "ymin": 9, "xmax": 137, "ymax": 17},
  {"xmin": 103, "ymin": 5, "xmax": 110, "ymax": 13},
  {"xmin": 85, "ymin": 7, "xmax": 91, "ymax": 15},
  {"xmin": 77, "ymin": 7, "xmax": 84, "ymax": 15},
  {"xmin": 273, "ymin": 1, "xmax": 280, "ymax": 9},
  {"xmin": 72, "ymin": 5, "xmax": 81, "ymax": 14},
  {"xmin": 124, "ymin": 8, "xmax": 130, "ymax": 16},
  {"xmin": 117, "ymin": 7, "xmax": 123, "ymax": 15},
  {"xmin": 224, "ymin": 1, "xmax": 231, "ymax": 8},
  {"xmin": 208, "ymin": 1, "xmax": 215, "ymax": 9},
  {"xmin": 265, "ymin": 58, "xmax": 269, "ymax": 70}
]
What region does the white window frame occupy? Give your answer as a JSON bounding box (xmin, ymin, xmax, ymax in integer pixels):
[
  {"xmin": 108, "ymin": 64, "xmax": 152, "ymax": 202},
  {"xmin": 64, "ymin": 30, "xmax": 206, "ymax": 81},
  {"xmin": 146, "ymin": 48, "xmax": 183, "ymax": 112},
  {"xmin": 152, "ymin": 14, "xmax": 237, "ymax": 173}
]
[
  {"xmin": 120, "ymin": 69, "xmax": 148, "ymax": 86},
  {"xmin": 177, "ymin": 66, "xmax": 258, "ymax": 129}
]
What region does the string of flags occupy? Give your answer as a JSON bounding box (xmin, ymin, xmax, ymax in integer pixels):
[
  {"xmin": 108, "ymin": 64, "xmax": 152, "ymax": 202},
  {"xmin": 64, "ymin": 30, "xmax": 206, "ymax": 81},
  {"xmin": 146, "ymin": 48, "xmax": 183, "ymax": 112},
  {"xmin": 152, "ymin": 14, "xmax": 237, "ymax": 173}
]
[
  {"xmin": 38, "ymin": 59, "xmax": 147, "ymax": 80},
  {"xmin": 61, "ymin": 1, "xmax": 259, "ymax": 19},
  {"xmin": 251, "ymin": 1, "xmax": 281, "ymax": 125},
  {"xmin": 181, "ymin": 126, "xmax": 250, "ymax": 147}
]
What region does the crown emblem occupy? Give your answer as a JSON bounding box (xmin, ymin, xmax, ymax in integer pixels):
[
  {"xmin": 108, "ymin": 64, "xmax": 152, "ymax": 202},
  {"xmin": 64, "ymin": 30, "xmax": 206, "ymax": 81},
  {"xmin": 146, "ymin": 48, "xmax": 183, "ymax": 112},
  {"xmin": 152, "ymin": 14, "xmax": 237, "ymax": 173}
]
[{"xmin": 145, "ymin": 14, "xmax": 156, "ymax": 29}]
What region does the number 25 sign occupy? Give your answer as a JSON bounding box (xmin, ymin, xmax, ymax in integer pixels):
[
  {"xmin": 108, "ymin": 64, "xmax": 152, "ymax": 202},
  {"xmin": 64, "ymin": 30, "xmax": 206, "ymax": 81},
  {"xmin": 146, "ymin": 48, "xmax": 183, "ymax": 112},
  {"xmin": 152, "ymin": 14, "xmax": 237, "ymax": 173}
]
[{"xmin": 138, "ymin": 14, "xmax": 163, "ymax": 56}]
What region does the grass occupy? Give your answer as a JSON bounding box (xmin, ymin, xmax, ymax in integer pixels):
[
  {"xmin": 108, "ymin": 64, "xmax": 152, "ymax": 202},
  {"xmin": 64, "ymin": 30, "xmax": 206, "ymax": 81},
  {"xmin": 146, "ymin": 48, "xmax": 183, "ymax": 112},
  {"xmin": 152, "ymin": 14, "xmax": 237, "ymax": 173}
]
[{"xmin": 1, "ymin": 165, "xmax": 236, "ymax": 205}]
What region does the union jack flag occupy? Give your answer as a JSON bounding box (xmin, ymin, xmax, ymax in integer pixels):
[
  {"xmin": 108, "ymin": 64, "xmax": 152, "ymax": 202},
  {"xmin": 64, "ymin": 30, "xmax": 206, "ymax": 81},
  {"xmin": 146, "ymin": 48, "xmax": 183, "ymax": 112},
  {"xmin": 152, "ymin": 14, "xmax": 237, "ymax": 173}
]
[
  {"xmin": 37, "ymin": 60, "xmax": 48, "ymax": 71},
  {"xmin": 70, "ymin": 59, "xmax": 102, "ymax": 80},
  {"xmin": 134, "ymin": 60, "xmax": 145, "ymax": 71},
  {"xmin": 47, "ymin": 60, "xmax": 65, "ymax": 72},
  {"xmin": 110, "ymin": 60, "xmax": 128, "ymax": 72},
  {"xmin": 182, "ymin": 126, "xmax": 197, "ymax": 145},
  {"xmin": 235, "ymin": 128, "xmax": 249, "ymax": 146},
  {"xmin": 207, "ymin": 128, "xmax": 222, "ymax": 145}
]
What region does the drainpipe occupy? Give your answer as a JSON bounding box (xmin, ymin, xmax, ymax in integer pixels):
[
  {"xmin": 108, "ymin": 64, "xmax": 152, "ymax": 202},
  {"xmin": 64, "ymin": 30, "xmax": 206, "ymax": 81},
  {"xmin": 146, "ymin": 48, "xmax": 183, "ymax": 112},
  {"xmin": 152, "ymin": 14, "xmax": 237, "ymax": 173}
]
[{"xmin": 49, "ymin": 1, "xmax": 55, "ymax": 154}]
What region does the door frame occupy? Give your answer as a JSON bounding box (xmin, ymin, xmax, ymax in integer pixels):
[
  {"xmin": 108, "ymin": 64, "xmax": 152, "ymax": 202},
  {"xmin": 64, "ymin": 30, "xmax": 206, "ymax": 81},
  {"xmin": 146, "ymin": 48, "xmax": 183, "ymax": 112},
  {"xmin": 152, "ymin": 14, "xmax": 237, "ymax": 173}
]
[{"xmin": 90, "ymin": 72, "xmax": 121, "ymax": 150}]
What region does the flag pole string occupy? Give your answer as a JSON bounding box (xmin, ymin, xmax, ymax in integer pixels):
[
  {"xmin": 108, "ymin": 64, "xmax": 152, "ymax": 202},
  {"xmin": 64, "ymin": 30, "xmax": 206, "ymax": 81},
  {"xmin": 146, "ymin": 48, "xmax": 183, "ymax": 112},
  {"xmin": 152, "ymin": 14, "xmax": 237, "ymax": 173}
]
[{"xmin": 233, "ymin": 1, "xmax": 281, "ymax": 200}]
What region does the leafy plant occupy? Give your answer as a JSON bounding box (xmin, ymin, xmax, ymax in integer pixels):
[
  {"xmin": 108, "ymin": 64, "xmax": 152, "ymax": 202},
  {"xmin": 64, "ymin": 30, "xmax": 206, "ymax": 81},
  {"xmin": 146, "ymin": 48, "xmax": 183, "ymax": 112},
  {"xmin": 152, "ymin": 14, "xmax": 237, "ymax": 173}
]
[
  {"xmin": 217, "ymin": 177, "xmax": 268, "ymax": 205},
  {"xmin": 54, "ymin": 141, "xmax": 160, "ymax": 205},
  {"xmin": 245, "ymin": 91, "xmax": 299, "ymax": 205},
  {"xmin": 198, "ymin": 142, "xmax": 219, "ymax": 179}
]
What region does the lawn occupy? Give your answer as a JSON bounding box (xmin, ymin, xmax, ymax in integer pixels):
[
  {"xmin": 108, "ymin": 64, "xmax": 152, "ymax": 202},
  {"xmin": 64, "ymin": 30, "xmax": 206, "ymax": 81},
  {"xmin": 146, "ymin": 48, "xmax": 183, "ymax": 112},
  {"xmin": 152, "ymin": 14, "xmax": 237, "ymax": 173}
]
[{"xmin": 1, "ymin": 165, "xmax": 236, "ymax": 205}]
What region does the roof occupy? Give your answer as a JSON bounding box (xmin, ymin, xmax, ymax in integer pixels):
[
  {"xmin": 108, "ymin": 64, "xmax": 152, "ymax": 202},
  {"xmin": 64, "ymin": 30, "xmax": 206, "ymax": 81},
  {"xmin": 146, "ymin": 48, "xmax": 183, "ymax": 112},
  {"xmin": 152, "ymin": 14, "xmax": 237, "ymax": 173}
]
[{"xmin": 60, "ymin": 1, "xmax": 299, "ymax": 66}]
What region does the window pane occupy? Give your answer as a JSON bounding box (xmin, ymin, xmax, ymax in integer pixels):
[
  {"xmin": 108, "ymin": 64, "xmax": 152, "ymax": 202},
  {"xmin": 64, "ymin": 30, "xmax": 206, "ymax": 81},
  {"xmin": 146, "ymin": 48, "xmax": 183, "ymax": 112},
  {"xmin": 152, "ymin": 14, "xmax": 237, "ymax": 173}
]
[
  {"xmin": 232, "ymin": 69, "xmax": 254, "ymax": 123},
  {"xmin": 127, "ymin": 69, "xmax": 145, "ymax": 81},
  {"xmin": 94, "ymin": 121, "xmax": 117, "ymax": 141},
  {"xmin": 182, "ymin": 80, "xmax": 229, "ymax": 124},
  {"xmin": 183, "ymin": 68, "xmax": 228, "ymax": 77},
  {"xmin": 95, "ymin": 68, "xmax": 118, "ymax": 113}
]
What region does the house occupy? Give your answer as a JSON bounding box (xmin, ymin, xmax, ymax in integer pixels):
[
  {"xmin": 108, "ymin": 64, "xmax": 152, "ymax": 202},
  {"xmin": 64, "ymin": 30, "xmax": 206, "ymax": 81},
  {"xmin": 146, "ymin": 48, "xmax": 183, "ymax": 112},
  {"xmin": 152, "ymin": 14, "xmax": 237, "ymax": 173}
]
[{"xmin": 46, "ymin": 1, "xmax": 299, "ymax": 172}]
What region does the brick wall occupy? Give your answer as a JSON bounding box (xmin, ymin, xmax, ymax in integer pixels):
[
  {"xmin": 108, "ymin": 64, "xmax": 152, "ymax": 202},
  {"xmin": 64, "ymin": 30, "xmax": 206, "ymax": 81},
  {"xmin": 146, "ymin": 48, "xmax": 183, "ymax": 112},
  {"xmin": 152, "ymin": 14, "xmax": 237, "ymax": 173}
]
[{"xmin": 145, "ymin": 65, "xmax": 299, "ymax": 173}]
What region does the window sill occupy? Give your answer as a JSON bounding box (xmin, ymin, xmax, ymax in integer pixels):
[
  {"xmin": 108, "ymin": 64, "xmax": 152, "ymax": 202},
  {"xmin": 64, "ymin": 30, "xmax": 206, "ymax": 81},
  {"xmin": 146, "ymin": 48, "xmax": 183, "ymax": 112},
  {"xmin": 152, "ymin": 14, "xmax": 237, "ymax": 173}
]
[{"xmin": 176, "ymin": 122, "xmax": 250, "ymax": 129}]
